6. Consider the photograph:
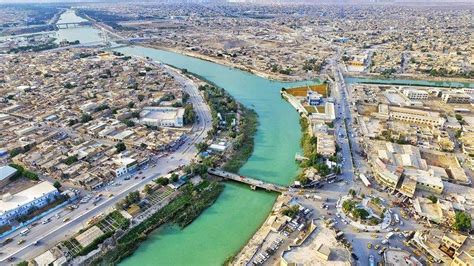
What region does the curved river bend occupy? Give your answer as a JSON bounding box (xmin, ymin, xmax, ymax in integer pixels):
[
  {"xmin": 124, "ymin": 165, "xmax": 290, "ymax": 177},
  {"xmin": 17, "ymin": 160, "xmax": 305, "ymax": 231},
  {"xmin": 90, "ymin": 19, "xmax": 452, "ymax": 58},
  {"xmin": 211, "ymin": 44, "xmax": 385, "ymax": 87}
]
[{"xmin": 114, "ymin": 46, "xmax": 309, "ymax": 266}]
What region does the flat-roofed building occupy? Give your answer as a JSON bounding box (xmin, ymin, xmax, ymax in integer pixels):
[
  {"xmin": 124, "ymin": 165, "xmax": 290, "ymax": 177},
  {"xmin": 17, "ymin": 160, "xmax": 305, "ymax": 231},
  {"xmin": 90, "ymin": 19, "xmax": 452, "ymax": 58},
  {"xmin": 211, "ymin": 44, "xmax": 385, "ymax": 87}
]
[
  {"xmin": 140, "ymin": 107, "xmax": 184, "ymax": 128},
  {"xmin": 316, "ymin": 134, "xmax": 336, "ymax": 157},
  {"xmin": 0, "ymin": 181, "xmax": 59, "ymax": 226},
  {"xmin": 442, "ymin": 92, "xmax": 471, "ymax": 104},
  {"xmin": 378, "ymin": 104, "xmax": 445, "ymax": 127},
  {"xmin": 113, "ymin": 156, "xmax": 137, "ymax": 177},
  {"xmin": 460, "ymin": 132, "xmax": 474, "ymax": 156},
  {"xmin": 413, "ymin": 198, "xmax": 456, "ymax": 225},
  {"xmin": 0, "ymin": 165, "xmax": 17, "ymax": 188},
  {"xmin": 403, "ymin": 89, "xmax": 429, "ymax": 100},
  {"xmin": 452, "ymin": 251, "xmax": 474, "ymax": 266},
  {"xmin": 384, "ymin": 248, "xmax": 423, "ymax": 266},
  {"xmin": 404, "ymin": 168, "xmax": 444, "ymax": 194},
  {"xmin": 314, "ymin": 243, "xmax": 331, "ymax": 261},
  {"xmin": 441, "ymin": 232, "xmax": 467, "ymax": 252}
]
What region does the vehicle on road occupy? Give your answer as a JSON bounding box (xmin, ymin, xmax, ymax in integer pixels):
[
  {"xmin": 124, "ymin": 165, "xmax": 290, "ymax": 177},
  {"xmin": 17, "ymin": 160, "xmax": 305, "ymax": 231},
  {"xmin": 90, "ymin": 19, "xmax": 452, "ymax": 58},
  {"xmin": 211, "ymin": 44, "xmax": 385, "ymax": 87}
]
[
  {"xmin": 20, "ymin": 228, "xmax": 30, "ymax": 236},
  {"xmin": 394, "ymin": 213, "xmax": 400, "ymax": 223},
  {"xmin": 3, "ymin": 238, "xmax": 13, "ymax": 245},
  {"xmin": 42, "ymin": 218, "xmax": 51, "ymax": 224},
  {"xmin": 351, "ymin": 253, "xmax": 359, "ymax": 260},
  {"xmin": 63, "ymin": 217, "xmax": 70, "ymax": 223},
  {"xmin": 17, "ymin": 239, "xmax": 25, "ymax": 245},
  {"xmin": 367, "ymin": 242, "xmax": 372, "ymax": 249},
  {"xmin": 33, "ymin": 240, "xmax": 40, "ymax": 245}
]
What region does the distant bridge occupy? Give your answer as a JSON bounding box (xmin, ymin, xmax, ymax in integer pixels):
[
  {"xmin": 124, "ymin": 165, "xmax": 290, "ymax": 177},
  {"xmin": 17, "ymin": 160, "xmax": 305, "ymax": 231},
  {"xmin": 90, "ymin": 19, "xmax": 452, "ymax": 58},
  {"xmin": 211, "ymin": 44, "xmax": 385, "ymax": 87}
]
[
  {"xmin": 56, "ymin": 22, "xmax": 92, "ymax": 28},
  {"xmin": 208, "ymin": 168, "xmax": 287, "ymax": 193}
]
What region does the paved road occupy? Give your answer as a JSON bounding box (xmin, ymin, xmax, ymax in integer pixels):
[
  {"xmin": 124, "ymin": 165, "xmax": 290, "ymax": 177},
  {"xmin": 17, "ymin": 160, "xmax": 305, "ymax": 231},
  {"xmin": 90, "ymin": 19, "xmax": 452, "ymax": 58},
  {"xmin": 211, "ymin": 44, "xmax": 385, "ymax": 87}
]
[{"xmin": 0, "ymin": 64, "xmax": 212, "ymax": 263}]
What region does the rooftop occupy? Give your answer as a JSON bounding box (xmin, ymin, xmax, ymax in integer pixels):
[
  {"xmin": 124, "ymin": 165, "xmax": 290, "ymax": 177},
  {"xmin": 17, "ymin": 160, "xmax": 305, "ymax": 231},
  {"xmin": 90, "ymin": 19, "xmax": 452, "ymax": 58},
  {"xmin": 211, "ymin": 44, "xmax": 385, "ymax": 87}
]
[
  {"xmin": 0, "ymin": 165, "xmax": 17, "ymax": 181},
  {"xmin": 0, "ymin": 181, "xmax": 57, "ymax": 215}
]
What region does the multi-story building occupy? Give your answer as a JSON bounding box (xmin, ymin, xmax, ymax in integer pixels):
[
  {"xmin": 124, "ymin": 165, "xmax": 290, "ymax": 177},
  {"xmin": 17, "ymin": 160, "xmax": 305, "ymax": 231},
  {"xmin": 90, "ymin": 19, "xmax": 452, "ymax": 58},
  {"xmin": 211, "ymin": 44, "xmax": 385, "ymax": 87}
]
[
  {"xmin": 442, "ymin": 91, "xmax": 472, "ymax": 104},
  {"xmin": 378, "ymin": 104, "xmax": 445, "ymax": 127},
  {"xmin": 0, "ymin": 181, "xmax": 59, "ymax": 226},
  {"xmin": 403, "ymin": 89, "xmax": 429, "ymax": 100},
  {"xmin": 370, "ymin": 142, "xmax": 446, "ymax": 195}
]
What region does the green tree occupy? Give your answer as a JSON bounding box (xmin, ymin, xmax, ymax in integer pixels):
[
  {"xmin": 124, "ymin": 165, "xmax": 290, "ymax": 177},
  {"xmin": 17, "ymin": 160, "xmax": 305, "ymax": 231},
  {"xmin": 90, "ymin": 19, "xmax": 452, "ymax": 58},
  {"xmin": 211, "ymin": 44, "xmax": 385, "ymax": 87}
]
[
  {"xmin": 80, "ymin": 113, "xmax": 92, "ymax": 123},
  {"xmin": 115, "ymin": 142, "xmax": 126, "ymax": 153},
  {"xmin": 125, "ymin": 191, "xmax": 140, "ymax": 206},
  {"xmin": 122, "ymin": 119, "xmax": 135, "ymax": 127},
  {"xmin": 24, "ymin": 171, "xmax": 39, "ymax": 181},
  {"xmin": 128, "ymin": 101, "xmax": 135, "ymax": 108},
  {"xmin": 143, "ymin": 184, "xmax": 153, "ymax": 195},
  {"xmin": 352, "ymin": 208, "xmax": 370, "ymax": 220},
  {"xmin": 64, "ymin": 155, "xmax": 78, "ymax": 165},
  {"xmin": 453, "ymin": 211, "xmax": 472, "ymax": 232},
  {"xmin": 53, "ymin": 181, "xmax": 62, "ymax": 189},
  {"xmin": 171, "ymin": 173, "xmax": 179, "ymax": 182},
  {"xmin": 348, "ymin": 189, "xmax": 356, "ymax": 197},
  {"xmin": 184, "ymin": 104, "xmax": 196, "ymax": 125},
  {"xmin": 155, "ymin": 177, "xmax": 169, "ymax": 186},
  {"xmin": 427, "ymin": 195, "xmax": 438, "ymax": 204},
  {"xmin": 282, "ymin": 205, "xmax": 300, "ymax": 218},
  {"xmin": 195, "ymin": 142, "xmax": 209, "ymax": 152},
  {"xmin": 342, "ymin": 200, "xmax": 356, "ymax": 213}
]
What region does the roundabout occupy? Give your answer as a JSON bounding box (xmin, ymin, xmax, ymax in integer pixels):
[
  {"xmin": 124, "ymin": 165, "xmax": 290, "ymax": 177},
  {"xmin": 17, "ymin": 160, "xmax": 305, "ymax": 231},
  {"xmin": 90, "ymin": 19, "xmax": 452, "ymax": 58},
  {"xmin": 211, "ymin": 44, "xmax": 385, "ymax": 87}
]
[{"xmin": 337, "ymin": 194, "xmax": 392, "ymax": 232}]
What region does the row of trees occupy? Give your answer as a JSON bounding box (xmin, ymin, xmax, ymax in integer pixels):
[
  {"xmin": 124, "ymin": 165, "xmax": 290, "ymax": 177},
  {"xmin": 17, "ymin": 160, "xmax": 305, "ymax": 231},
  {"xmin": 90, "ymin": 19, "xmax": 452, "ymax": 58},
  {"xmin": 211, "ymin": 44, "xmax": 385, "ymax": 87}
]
[{"xmin": 9, "ymin": 163, "xmax": 39, "ymax": 181}]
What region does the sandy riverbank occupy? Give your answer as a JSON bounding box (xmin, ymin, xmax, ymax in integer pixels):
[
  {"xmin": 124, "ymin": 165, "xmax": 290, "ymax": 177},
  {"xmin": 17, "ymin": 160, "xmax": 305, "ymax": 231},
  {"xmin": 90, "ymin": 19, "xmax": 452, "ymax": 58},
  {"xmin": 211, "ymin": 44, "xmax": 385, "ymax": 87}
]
[
  {"xmin": 231, "ymin": 194, "xmax": 291, "ymax": 265},
  {"xmin": 143, "ymin": 44, "xmax": 306, "ymax": 82}
]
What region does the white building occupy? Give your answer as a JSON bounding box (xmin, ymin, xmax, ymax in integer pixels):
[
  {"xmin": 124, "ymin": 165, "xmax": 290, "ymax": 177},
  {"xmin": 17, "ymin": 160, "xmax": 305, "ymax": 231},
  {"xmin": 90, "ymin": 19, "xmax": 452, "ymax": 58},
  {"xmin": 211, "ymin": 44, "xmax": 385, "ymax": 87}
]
[
  {"xmin": 403, "ymin": 89, "xmax": 429, "ymax": 100},
  {"xmin": 140, "ymin": 107, "xmax": 185, "ymax": 128},
  {"xmin": 0, "ymin": 182, "xmax": 59, "ymax": 226},
  {"xmin": 113, "ymin": 157, "xmax": 137, "ymax": 177},
  {"xmin": 378, "ymin": 104, "xmax": 445, "ymax": 127},
  {"xmin": 442, "ymin": 91, "xmax": 471, "ymax": 104}
]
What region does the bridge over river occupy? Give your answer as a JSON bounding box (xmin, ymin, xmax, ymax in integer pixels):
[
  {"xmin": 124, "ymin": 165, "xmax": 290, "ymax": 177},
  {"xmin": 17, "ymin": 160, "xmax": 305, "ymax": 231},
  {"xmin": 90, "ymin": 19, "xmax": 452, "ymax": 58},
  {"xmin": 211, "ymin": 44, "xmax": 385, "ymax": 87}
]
[{"xmin": 208, "ymin": 168, "xmax": 288, "ymax": 193}]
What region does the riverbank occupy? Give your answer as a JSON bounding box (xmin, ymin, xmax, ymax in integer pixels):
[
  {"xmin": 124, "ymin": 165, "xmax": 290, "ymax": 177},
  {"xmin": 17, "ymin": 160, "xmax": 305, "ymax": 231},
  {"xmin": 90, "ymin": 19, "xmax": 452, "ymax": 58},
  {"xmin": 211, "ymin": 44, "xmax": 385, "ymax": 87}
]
[
  {"xmin": 144, "ymin": 44, "xmax": 474, "ymax": 86},
  {"xmin": 144, "ymin": 44, "xmax": 304, "ymax": 82},
  {"xmin": 231, "ymin": 193, "xmax": 290, "ymax": 265},
  {"xmin": 91, "ymin": 182, "xmax": 224, "ymax": 264},
  {"xmin": 91, "ymin": 80, "xmax": 260, "ymax": 265}
]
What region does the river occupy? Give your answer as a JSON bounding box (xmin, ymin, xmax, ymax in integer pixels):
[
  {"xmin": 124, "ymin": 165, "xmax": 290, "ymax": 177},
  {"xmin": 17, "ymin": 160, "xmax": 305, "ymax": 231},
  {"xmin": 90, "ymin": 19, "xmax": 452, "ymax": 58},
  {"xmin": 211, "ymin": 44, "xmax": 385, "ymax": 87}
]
[
  {"xmin": 114, "ymin": 46, "xmax": 310, "ymax": 266},
  {"xmin": 55, "ymin": 10, "xmax": 311, "ymax": 266},
  {"xmin": 53, "ymin": 10, "xmax": 473, "ymax": 266}
]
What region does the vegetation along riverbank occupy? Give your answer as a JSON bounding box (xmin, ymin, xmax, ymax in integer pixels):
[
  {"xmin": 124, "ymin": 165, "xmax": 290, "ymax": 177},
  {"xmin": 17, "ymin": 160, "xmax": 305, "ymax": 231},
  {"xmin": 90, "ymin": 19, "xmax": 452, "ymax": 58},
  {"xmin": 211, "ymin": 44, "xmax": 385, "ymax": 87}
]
[{"xmin": 91, "ymin": 81, "xmax": 259, "ymax": 264}]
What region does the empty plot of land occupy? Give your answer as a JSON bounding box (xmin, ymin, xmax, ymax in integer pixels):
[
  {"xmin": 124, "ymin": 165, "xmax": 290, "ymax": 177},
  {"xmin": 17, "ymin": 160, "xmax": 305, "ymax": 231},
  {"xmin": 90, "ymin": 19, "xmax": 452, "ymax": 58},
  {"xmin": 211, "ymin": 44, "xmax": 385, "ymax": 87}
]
[{"xmin": 286, "ymin": 84, "xmax": 329, "ymax": 97}]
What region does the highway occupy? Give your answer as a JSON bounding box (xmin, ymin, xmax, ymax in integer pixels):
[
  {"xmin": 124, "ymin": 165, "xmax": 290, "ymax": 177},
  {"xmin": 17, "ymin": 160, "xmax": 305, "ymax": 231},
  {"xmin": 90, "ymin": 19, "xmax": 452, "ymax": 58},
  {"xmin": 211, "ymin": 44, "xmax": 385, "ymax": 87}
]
[{"xmin": 0, "ymin": 63, "xmax": 212, "ymax": 263}]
